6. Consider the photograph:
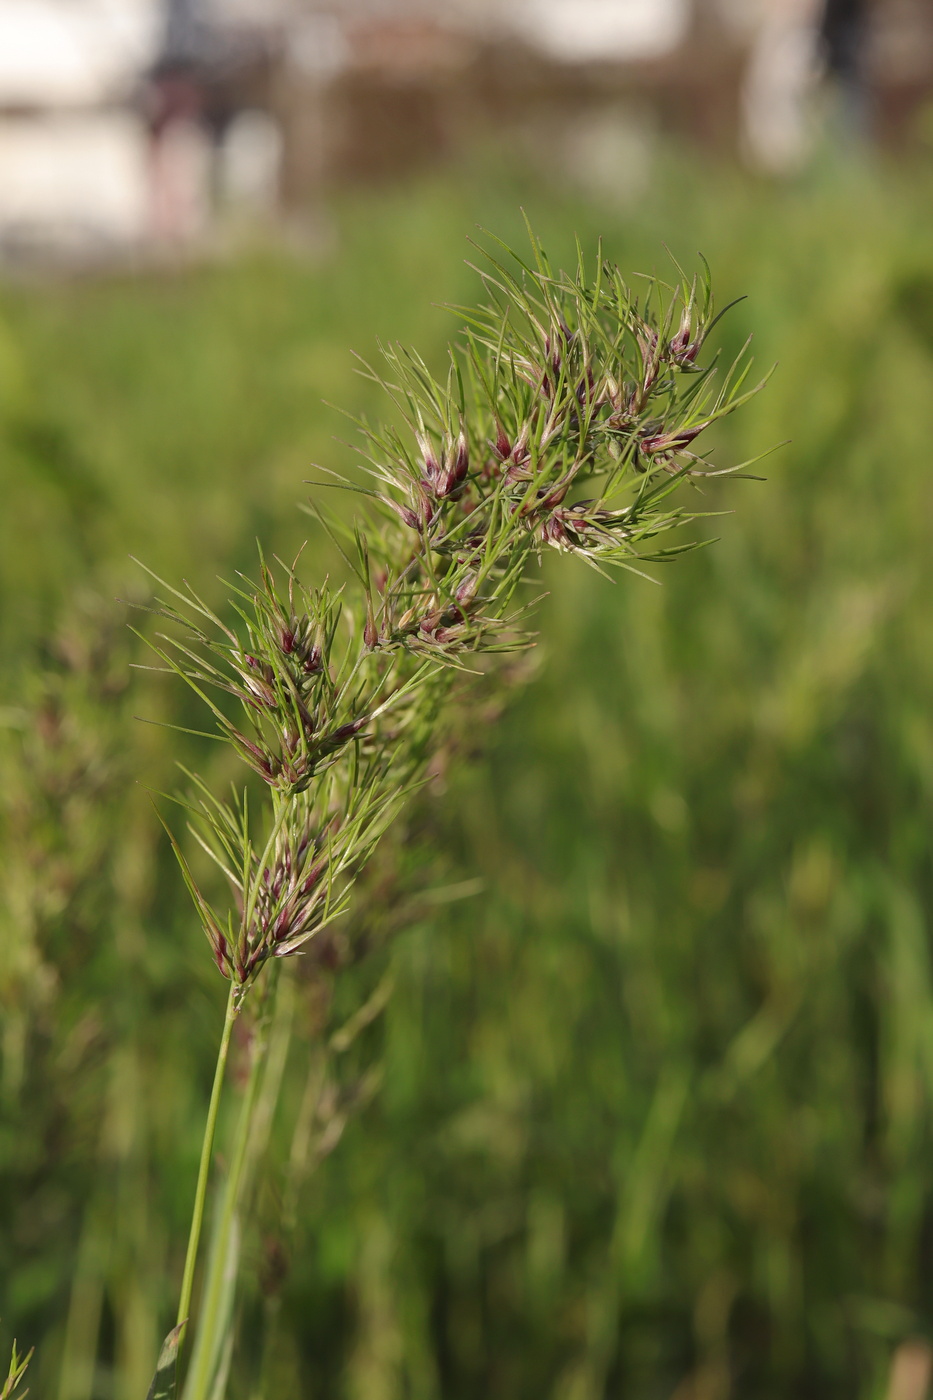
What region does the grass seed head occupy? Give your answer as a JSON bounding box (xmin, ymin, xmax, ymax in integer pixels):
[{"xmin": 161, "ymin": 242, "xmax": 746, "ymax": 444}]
[{"xmin": 144, "ymin": 227, "xmax": 761, "ymax": 996}]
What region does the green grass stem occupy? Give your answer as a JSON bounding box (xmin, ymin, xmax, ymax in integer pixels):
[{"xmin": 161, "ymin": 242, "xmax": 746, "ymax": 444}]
[
  {"xmin": 175, "ymin": 981, "xmax": 241, "ymax": 1348},
  {"xmin": 182, "ymin": 970, "xmax": 290, "ymax": 1400}
]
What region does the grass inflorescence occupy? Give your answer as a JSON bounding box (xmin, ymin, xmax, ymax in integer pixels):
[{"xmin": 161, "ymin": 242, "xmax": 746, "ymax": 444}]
[{"xmin": 139, "ymin": 226, "xmax": 760, "ymax": 1392}]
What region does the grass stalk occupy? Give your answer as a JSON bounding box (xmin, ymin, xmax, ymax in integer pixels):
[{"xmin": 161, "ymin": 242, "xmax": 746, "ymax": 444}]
[
  {"xmin": 176, "ymin": 980, "xmax": 241, "ymax": 1346},
  {"xmin": 145, "ymin": 228, "xmax": 760, "ymax": 1395},
  {"xmin": 182, "ymin": 970, "xmax": 290, "ymax": 1400},
  {"xmin": 255, "ymin": 1040, "xmax": 328, "ymax": 1398}
]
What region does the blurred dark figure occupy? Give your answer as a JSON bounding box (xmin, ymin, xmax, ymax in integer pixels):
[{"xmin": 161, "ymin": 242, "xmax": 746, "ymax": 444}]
[
  {"xmin": 141, "ymin": 0, "xmax": 211, "ymax": 240},
  {"xmin": 819, "ymin": 0, "xmax": 871, "ymax": 136},
  {"xmin": 141, "ymin": 0, "xmax": 278, "ymax": 242},
  {"xmin": 147, "ymin": 0, "xmax": 214, "ymax": 137}
]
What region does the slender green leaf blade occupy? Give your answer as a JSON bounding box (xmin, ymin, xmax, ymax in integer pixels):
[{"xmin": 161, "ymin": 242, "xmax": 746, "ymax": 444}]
[{"xmin": 146, "ymin": 1325, "xmax": 183, "ymax": 1400}]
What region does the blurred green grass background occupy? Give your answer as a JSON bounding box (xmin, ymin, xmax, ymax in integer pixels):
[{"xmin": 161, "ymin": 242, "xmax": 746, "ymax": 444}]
[{"xmin": 3, "ymin": 151, "xmax": 933, "ymax": 1399}]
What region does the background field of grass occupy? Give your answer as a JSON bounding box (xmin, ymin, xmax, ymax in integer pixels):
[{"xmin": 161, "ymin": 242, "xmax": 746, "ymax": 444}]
[{"xmin": 3, "ymin": 152, "xmax": 933, "ymax": 1399}]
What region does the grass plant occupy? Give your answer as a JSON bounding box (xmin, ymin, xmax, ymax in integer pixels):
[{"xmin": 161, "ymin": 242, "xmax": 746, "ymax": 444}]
[
  {"xmin": 1, "ymin": 1336, "xmax": 32, "ymax": 1400},
  {"xmin": 141, "ymin": 226, "xmax": 759, "ymax": 1393}
]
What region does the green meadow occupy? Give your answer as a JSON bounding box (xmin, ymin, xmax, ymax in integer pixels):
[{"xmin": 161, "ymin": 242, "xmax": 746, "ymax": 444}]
[{"xmin": 3, "ymin": 151, "xmax": 933, "ymax": 1398}]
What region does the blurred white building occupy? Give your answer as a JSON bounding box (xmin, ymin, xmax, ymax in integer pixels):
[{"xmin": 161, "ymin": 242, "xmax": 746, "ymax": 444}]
[
  {"xmin": 516, "ymin": 0, "xmax": 689, "ymax": 61},
  {"xmin": 0, "ymin": 0, "xmax": 157, "ymax": 105},
  {"xmin": 0, "ymin": 0, "xmax": 290, "ymax": 258},
  {"xmin": 0, "ymin": 0, "xmax": 695, "ymax": 259},
  {"xmin": 1, "ymin": 0, "xmax": 931, "ymax": 261},
  {"xmin": 0, "ymin": 1, "xmax": 160, "ymax": 257}
]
